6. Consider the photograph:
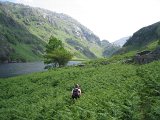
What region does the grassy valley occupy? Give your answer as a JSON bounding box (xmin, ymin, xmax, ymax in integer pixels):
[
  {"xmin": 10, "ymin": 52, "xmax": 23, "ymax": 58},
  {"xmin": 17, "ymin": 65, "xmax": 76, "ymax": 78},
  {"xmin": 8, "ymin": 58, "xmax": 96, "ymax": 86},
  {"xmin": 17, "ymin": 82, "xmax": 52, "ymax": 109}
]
[
  {"xmin": 0, "ymin": 2, "xmax": 160, "ymax": 120},
  {"xmin": 0, "ymin": 58, "xmax": 160, "ymax": 119}
]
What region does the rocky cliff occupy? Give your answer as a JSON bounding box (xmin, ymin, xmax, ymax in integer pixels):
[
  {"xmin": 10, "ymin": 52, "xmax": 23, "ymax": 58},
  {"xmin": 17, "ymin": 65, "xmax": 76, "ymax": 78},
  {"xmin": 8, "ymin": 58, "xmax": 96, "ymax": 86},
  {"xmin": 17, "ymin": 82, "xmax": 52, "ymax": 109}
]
[{"xmin": 133, "ymin": 47, "xmax": 160, "ymax": 64}]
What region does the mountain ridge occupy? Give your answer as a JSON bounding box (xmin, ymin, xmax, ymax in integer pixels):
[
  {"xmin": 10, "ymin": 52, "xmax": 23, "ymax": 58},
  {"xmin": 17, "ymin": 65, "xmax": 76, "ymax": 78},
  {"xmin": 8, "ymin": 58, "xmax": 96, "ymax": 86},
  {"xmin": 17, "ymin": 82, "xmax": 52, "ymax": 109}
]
[
  {"xmin": 115, "ymin": 21, "xmax": 160, "ymax": 55},
  {"xmin": 0, "ymin": 1, "xmax": 119, "ymax": 62}
]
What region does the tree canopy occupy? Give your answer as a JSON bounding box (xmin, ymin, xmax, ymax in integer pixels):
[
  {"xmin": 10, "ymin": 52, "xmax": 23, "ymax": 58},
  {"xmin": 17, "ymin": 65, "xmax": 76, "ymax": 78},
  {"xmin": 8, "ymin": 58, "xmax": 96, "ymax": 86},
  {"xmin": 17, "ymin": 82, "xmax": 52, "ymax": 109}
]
[{"xmin": 44, "ymin": 36, "xmax": 72, "ymax": 67}]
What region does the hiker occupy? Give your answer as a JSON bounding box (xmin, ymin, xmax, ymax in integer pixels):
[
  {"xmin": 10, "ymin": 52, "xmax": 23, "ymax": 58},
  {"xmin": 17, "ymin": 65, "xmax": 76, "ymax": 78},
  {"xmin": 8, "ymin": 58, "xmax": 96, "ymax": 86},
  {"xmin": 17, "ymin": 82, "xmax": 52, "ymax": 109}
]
[{"xmin": 71, "ymin": 84, "xmax": 81, "ymax": 99}]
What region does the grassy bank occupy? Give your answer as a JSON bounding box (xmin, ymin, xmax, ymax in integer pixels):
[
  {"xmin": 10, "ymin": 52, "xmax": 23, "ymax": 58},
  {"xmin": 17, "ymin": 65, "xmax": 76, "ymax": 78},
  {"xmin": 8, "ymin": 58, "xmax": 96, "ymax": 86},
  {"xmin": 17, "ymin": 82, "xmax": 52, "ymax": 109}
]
[{"xmin": 0, "ymin": 60, "xmax": 160, "ymax": 120}]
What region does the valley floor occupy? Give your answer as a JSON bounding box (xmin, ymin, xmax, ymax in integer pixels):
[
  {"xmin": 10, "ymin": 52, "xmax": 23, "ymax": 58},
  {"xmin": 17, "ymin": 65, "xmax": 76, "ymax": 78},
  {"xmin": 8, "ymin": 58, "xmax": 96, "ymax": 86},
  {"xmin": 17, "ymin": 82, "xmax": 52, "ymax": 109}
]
[{"xmin": 0, "ymin": 61, "xmax": 160, "ymax": 120}]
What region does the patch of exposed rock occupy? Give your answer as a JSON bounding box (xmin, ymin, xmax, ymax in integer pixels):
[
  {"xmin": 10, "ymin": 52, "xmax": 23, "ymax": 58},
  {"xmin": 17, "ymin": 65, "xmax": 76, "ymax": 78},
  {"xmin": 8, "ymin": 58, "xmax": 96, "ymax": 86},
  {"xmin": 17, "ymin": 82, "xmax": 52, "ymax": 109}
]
[{"xmin": 133, "ymin": 47, "xmax": 160, "ymax": 64}]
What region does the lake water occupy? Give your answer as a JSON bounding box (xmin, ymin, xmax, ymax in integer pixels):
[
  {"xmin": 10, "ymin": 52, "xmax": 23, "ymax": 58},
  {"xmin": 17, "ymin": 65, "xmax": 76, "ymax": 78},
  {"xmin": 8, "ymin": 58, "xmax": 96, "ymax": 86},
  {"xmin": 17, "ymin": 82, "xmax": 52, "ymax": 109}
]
[{"xmin": 0, "ymin": 61, "xmax": 81, "ymax": 78}]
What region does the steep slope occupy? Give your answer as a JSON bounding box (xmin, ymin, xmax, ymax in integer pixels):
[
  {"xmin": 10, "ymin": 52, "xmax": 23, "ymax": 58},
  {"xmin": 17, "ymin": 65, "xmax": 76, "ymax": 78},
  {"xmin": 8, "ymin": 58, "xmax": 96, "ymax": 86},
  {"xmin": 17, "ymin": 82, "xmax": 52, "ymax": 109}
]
[
  {"xmin": 124, "ymin": 22, "xmax": 160, "ymax": 47},
  {"xmin": 0, "ymin": 2, "xmax": 119, "ymax": 62},
  {"xmin": 0, "ymin": 2, "xmax": 45, "ymax": 62},
  {"xmin": 116, "ymin": 21, "xmax": 160, "ymax": 54}
]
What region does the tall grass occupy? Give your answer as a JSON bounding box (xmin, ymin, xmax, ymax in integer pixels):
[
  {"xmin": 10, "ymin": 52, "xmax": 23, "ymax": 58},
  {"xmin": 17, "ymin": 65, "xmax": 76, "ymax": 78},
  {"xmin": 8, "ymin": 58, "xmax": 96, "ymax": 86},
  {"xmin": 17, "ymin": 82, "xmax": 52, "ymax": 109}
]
[{"xmin": 0, "ymin": 61, "xmax": 160, "ymax": 120}]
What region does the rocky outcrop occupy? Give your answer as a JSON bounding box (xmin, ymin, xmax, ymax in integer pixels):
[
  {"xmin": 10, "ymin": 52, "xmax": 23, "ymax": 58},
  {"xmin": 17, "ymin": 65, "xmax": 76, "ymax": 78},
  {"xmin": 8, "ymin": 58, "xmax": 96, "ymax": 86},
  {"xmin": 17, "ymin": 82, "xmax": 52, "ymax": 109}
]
[{"xmin": 133, "ymin": 47, "xmax": 160, "ymax": 64}]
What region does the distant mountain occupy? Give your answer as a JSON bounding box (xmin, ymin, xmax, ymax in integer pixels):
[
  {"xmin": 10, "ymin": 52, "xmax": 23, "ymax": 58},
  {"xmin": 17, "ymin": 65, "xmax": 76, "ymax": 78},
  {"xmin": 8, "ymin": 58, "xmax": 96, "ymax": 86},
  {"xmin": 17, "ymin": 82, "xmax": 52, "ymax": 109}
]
[
  {"xmin": 0, "ymin": 2, "xmax": 119, "ymax": 62},
  {"xmin": 115, "ymin": 21, "xmax": 160, "ymax": 54},
  {"xmin": 101, "ymin": 40, "xmax": 120, "ymax": 57},
  {"xmin": 112, "ymin": 36, "xmax": 130, "ymax": 47}
]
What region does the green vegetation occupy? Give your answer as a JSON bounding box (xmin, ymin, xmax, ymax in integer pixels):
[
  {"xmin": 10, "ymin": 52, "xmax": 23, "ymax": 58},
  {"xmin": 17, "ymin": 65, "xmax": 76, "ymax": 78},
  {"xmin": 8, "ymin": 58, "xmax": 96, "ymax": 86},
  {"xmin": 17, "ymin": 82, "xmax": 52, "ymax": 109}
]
[
  {"xmin": 117, "ymin": 22, "xmax": 160, "ymax": 55},
  {"xmin": 0, "ymin": 2, "xmax": 120, "ymax": 62},
  {"xmin": 115, "ymin": 39, "xmax": 160, "ymax": 62},
  {"xmin": 44, "ymin": 36, "xmax": 73, "ymax": 67},
  {"xmin": 0, "ymin": 59, "xmax": 160, "ymax": 119},
  {"xmin": 0, "ymin": 2, "xmax": 159, "ymax": 119},
  {"xmin": 0, "ymin": 7, "xmax": 45, "ymax": 62},
  {"xmin": 144, "ymin": 40, "xmax": 159, "ymax": 51}
]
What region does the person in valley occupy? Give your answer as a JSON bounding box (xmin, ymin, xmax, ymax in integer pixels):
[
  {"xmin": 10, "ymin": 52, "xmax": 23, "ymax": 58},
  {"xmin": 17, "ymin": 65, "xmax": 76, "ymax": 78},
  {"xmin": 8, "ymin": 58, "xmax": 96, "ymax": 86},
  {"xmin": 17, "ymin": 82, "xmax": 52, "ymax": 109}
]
[{"xmin": 71, "ymin": 84, "xmax": 81, "ymax": 99}]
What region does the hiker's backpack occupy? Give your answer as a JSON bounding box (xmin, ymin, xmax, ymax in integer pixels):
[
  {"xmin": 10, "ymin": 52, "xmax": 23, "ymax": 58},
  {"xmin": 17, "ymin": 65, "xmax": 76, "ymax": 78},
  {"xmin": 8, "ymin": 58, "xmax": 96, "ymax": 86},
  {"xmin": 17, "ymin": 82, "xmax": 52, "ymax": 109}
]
[{"xmin": 73, "ymin": 88, "xmax": 79, "ymax": 96}]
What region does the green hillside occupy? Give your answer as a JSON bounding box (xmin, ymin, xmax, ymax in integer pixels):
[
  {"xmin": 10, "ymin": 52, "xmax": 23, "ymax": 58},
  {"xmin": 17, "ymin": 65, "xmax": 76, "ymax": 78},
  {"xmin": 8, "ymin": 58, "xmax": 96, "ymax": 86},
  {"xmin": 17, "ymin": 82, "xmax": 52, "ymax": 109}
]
[
  {"xmin": 112, "ymin": 40, "xmax": 160, "ymax": 64},
  {"xmin": 116, "ymin": 22, "xmax": 160, "ymax": 55},
  {"xmin": 0, "ymin": 2, "xmax": 119, "ymax": 62},
  {"xmin": 0, "ymin": 3, "xmax": 45, "ymax": 62},
  {"xmin": 0, "ymin": 2, "xmax": 160, "ymax": 120},
  {"xmin": 0, "ymin": 59, "xmax": 160, "ymax": 120}
]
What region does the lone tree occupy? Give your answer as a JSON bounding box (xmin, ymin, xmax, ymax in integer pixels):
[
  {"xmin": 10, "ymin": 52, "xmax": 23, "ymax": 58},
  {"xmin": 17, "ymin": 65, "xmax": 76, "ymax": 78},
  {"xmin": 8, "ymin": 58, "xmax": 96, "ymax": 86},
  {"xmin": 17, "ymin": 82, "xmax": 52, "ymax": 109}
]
[{"xmin": 44, "ymin": 36, "xmax": 73, "ymax": 67}]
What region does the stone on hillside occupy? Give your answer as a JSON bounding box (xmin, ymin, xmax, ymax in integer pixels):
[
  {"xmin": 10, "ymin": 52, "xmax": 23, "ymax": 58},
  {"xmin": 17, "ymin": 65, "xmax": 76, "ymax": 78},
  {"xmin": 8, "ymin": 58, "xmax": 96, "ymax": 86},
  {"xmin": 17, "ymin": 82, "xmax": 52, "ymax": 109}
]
[{"xmin": 133, "ymin": 47, "xmax": 160, "ymax": 64}]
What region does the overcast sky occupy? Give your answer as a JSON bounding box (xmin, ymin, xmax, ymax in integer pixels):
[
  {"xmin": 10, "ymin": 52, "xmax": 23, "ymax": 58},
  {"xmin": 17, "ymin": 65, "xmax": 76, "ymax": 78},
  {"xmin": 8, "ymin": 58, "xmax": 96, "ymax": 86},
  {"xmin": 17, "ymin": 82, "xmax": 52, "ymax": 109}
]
[{"xmin": 1, "ymin": 0, "xmax": 160, "ymax": 42}]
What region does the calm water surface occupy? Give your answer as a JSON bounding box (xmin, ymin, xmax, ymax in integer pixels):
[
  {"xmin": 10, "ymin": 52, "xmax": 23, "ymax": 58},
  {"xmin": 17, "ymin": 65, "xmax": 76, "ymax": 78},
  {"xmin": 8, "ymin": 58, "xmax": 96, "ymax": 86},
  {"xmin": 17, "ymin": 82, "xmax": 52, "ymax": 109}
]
[{"xmin": 0, "ymin": 61, "xmax": 81, "ymax": 78}]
